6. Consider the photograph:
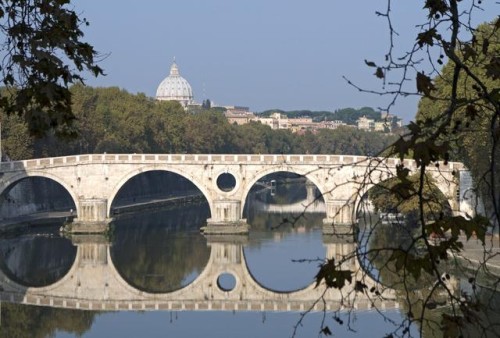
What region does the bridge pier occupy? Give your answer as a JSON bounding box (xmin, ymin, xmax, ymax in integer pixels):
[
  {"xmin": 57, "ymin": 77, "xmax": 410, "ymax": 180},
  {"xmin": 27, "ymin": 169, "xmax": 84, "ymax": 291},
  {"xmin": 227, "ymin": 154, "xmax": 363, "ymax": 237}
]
[
  {"xmin": 65, "ymin": 198, "xmax": 113, "ymax": 234},
  {"xmin": 202, "ymin": 200, "xmax": 249, "ymax": 235},
  {"xmin": 323, "ymin": 233, "xmax": 357, "ymax": 271},
  {"xmin": 64, "ymin": 234, "xmax": 113, "ymax": 300},
  {"xmin": 323, "ymin": 200, "xmax": 354, "ymax": 235}
]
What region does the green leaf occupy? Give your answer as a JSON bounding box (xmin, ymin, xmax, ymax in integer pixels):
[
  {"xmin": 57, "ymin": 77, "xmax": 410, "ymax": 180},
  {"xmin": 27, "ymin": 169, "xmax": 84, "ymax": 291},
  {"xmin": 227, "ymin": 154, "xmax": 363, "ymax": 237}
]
[
  {"xmin": 315, "ymin": 259, "xmax": 353, "ymax": 289},
  {"xmin": 485, "ymin": 56, "xmax": 500, "ymax": 80},
  {"xmin": 426, "ymin": 216, "xmax": 489, "ymax": 245},
  {"xmin": 375, "ymin": 67, "xmax": 385, "ymax": 79},
  {"xmin": 416, "ymin": 72, "xmax": 436, "ymax": 96},
  {"xmin": 417, "ymin": 28, "xmax": 437, "ymax": 47},
  {"xmin": 365, "ymin": 60, "xmax": 377, "ymax": 67},
  {"xmin": 462, "ymin": 43, "xmax": 477, "ymax": 62},
  {"xmin": 321, "ymin": 326, "xmax": 332, "ymax": 336}
]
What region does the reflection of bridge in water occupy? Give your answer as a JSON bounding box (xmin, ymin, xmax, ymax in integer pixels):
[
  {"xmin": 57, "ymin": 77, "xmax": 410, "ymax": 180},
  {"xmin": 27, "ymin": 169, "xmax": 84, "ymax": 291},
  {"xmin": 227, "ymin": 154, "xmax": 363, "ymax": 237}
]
[{"xmin": 0, "ymin": 234, "xmax": 399, "ymax": 313}]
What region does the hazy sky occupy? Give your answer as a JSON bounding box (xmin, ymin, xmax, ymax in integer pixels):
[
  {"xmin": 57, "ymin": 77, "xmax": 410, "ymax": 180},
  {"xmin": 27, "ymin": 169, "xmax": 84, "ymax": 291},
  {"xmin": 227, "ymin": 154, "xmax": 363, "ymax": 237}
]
[{"xmin": 73, "ymin": 1, "xmax": 498, "ymax": 121}]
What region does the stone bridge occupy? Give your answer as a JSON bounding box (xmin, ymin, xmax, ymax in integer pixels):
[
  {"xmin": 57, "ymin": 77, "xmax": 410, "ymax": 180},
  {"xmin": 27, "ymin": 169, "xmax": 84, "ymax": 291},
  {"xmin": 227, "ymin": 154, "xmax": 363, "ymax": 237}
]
[
  {"xmin": 0, "ymin": 234, "xmax": 399, "ymax": 313},
  {"xmin": 0, "ymin": 154, "xmax": 465, "ymax": 234}
]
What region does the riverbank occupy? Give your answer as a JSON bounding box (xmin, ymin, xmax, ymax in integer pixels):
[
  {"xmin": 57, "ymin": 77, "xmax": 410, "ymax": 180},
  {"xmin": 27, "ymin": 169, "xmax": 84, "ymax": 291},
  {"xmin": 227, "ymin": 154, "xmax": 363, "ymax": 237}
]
[
  {"xmin": 456, "ymin": 234, "xmax": 500, "ymax": 270},
  {"xmin": 112, "ymin": 193, "xmax": 205, "ymax": 216},
  {"xmin": 0, "ymin": 194, "xmax": 207, "ymax": 233},
  {"xmin": 0, "ymin": 211, "xmax": 73, "ymax": 233}
]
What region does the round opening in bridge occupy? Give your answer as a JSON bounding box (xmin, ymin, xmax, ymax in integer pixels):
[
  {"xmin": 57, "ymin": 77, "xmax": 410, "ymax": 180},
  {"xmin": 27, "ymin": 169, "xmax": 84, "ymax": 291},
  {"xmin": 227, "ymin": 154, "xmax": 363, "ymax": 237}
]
[
  {"xmin": 217, "ymin": 273, "xmax": 236, "ymax": 292},
  {"xmin": 216, "ymin": 173, "xmax": 236, "ymax": 192}
]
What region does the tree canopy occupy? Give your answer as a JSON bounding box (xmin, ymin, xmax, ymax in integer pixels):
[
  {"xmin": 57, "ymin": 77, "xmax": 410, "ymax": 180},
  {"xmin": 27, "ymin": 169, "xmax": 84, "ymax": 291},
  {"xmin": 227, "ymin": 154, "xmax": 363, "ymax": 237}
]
[
  {"xmin": 0, "ymin": 84, "xmax": 397, "ymax": 160},
  {"xmin": 0, "ymin": 0, "xmax": 103, "ymax": 138}
]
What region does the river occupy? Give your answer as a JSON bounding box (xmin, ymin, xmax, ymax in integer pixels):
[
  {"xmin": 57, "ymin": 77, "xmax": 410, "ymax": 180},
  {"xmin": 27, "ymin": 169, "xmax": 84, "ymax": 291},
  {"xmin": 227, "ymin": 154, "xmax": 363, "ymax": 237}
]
[{"xmin": 0, "ymin": 177, "xmax": 498, "ymax": 337}]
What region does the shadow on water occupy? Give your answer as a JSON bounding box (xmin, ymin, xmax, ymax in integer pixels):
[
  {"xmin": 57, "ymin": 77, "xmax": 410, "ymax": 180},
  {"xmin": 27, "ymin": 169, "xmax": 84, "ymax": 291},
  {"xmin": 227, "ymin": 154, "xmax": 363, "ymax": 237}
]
[{"xmin": 109, "ymin": 202, "xmax": 211, "ymax": 293}]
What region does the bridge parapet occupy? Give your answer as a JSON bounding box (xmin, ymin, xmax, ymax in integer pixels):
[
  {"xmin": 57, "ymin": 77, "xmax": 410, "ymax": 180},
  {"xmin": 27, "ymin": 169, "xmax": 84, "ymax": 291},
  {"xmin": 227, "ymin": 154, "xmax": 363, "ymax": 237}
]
[{"xmin": 0, "ymin": 153, "xmax": 465, "ymax": 171}]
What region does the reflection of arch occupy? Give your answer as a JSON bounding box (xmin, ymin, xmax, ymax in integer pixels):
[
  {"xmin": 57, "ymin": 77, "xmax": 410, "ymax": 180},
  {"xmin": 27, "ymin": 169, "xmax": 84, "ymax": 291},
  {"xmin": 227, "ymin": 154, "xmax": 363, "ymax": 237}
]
[
  {"xmin": 241, "ymin": 245, "xmax": 318, "ymax": 294},
  {"xmin": 107, "ymin": 166, "xmax": 213, "ymax": 219},
  {"xmin": 0, "ymin": 242, "xmax": 79, "ymax": 293},
  {"xmin": 106, "ymin": 242, "xmax": 227, "ymax": 298},
  {"xmin": 241, "ymin": 167, "xmax": 327, "ymax": 218},
  {"xmin": 0, "ymin": 171, "xmax": 78, "ymax": 213}
]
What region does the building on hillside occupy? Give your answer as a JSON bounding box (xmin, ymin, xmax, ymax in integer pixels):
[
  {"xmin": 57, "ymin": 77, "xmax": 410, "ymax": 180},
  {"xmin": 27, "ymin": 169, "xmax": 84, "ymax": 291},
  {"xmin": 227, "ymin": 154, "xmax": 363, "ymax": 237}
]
[
  {"xmin": 374, "ymin": 121, "xmax": 390, "ymax": 132},
  {"xmin": 257, "ymin": 112, "xmax": 289, "ymax": 130},
  {"xmin": 288, "ymin": 117, "xmax": 316, "ymax": 132},
  {"xmin": 381, "ymin": 112, "xmax": 404, "ymax": 128},
  {"xmin": 357, "ymin": 116, "xmax": 375, "ymax": 131},
  {"xmin": 156, "ymin": 59, "xmax": 194, "ymax": 108},
  {"xmin": 319, "ymin": 120, "xmax": 347, "ymax": 130},
  {"xmin": 225, "ymin": 107, "xmax": 256, "ymax": 125}
]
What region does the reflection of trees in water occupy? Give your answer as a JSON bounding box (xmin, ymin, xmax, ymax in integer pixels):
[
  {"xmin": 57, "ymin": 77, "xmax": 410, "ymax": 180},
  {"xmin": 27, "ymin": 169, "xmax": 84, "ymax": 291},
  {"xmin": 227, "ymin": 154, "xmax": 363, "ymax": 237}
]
[
  {"xmin": 360, "ymin": 219, "xmax": 446, "ymax": 337},
  {"xmin": 0, "ymin": 303, "xmax": 96, "ymax": 338},
  {"xmin": 360, "ymin": 213, "xmax": 500, "ymax": 337},
  {"xmin": 0, "ymin": 226, "xmax": 77, "ymax": 287},
  {"xmin": 110, "ymin": 203, "xmax": 210, "ymax": 293}
]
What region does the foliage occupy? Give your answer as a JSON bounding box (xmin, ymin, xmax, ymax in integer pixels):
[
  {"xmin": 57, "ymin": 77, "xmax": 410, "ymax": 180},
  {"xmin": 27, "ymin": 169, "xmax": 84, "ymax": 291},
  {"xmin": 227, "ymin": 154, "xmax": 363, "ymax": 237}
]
[
  {"xmin": 0, "ymin": 109, "xmax": 33, "ymax": 160},
  {"xmin": 0, "ymin": 0, "xmax": 103, "ymax": 138},
  {"xmin": 313, "ymin": 2, "xmax": 500, "ymax": 338},
  {"xmin": 0, "ymin": 85, "xmax": 398, "ymax": 159},
  {"xmin": 0, "ymin": 302, "xmax": 96, "ymax": 338},
  {"xmin": 416, "ymin": 21, "xmax": 500, "ymax": 217},
  {"xmin": 368, "ymin": 172, "xmax": 451, "ymax": 220}
]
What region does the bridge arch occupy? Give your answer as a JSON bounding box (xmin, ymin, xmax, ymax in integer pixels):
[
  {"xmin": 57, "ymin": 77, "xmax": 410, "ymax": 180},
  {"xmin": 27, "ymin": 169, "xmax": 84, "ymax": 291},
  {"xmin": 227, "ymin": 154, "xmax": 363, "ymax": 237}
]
[
  {"xmin": 0, "ymin": 171, "xmax": 79, "ymax": 216},
  {"xmin": 240, "ymin": 166, "xmax": 327, "ymax": 218},
  {"xmin": 106, "ymin": 165, "xmax": 214, "ymax": 219},
  {"xmin": 353, "ymin": 171, "xmax": 456, "ymax": 222}
]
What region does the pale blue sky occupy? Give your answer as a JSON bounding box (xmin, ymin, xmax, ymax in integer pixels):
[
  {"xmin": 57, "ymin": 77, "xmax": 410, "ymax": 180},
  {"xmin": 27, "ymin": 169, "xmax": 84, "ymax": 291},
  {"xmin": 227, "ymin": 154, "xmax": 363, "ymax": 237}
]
[{"xmin": 73, "ymin": 1, "xmax": 498, "ymax": 121}]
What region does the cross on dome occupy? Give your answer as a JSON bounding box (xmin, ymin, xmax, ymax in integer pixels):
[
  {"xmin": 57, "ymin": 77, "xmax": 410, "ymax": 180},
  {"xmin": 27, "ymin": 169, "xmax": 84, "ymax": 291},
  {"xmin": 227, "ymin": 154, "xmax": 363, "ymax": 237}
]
[{"xmin": 170, "ymin": 57, "xmax": 180, "ymax": 77}]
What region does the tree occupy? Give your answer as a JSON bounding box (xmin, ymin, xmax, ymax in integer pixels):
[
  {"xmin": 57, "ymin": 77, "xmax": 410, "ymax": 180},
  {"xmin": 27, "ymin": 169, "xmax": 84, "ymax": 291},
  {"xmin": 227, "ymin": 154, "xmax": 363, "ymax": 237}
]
[
  {"xmin": 0, "ymin": 0, "xmax": 103, "ymax": 138},
  {"xmin": 416, "ymin": 21, "xmax": 500, "ymax": 220},
  {"xmin": 0, "ymin": 110, "xmax": 33, "ymax": 160},
  {"xmin": 314, "ymin": 3, "xmax": 499, "ymax": 337}
]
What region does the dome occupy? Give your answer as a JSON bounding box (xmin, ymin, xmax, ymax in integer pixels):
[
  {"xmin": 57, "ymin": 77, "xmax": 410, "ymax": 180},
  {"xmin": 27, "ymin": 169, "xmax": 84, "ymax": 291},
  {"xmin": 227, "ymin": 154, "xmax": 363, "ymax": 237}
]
[{"xmin": 156, "ymin": 60, "xmax": 193, "ymax": 107}]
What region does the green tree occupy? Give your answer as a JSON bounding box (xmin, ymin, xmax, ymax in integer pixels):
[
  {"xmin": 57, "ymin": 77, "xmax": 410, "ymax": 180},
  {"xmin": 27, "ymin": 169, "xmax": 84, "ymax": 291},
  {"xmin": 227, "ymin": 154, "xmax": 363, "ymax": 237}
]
[
  {"xmin": 315, "ymin": 4, "xmax": 499, "ymax": 338},
  {"xmin": 0, "ymin": 0, "xmax": 103, "ymax": 138},
  {"xmin": 416, "ymin": 21, "xmax": 500, "ymax": 217},
  {"xmin": 146, "ymin": 100, "xmax": 187, "ymax": 153},
  {"xmin": 0, "ymin": 110, "xmax": 33, "ymax": 160},
  {"xmin": 369, "ymin": 173, "xmax": 451, "ymax": 223}
]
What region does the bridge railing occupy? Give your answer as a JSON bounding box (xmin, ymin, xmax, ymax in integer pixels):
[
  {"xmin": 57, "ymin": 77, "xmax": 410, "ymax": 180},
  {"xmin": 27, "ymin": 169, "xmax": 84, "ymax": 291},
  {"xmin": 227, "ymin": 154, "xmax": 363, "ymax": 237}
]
[{"xmin": 0, "ymin": 154, "xmax": 464, "ymax": 172}]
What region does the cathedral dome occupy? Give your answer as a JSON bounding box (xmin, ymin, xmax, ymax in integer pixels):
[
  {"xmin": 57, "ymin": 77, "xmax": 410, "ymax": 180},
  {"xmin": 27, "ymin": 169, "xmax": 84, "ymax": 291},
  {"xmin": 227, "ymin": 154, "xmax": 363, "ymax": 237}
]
[{"xmin": 156, "ymin": 60, "xmax": 193, "ymax": 107}]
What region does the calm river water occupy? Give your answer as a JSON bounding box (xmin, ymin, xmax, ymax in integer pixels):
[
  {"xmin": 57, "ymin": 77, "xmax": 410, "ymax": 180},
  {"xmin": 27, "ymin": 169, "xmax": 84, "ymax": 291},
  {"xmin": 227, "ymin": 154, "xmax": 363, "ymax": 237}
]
[{"xmin": 0, "ymin": 180, "xmax": 496, "ymax": 337}]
